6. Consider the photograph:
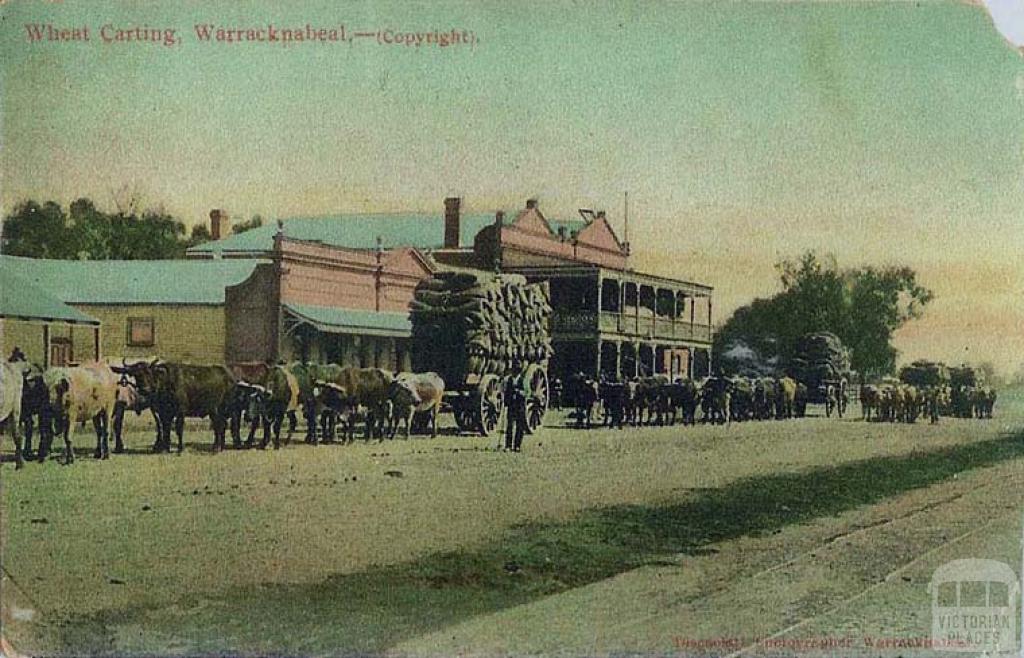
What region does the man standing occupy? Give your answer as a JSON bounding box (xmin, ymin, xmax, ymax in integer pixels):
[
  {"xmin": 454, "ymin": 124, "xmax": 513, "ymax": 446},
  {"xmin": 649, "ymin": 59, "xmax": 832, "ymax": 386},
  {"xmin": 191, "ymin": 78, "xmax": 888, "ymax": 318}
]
[{"xmin": 504, "ymin": 362, "xmax": 528, "ymax": 452}]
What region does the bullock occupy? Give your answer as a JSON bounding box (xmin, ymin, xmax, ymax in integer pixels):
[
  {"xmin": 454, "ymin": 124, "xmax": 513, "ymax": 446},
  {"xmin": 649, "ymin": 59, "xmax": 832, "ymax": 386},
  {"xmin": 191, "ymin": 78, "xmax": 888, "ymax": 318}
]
[
  {"xmin": 860, "ymin": 385, "xmax": 880, "ymax": 421},
  {"xmin": 774, "ymin": 377, "xmax": 798, "ymax": 420},
  {"xmin": 898, "ymin": 385, "xmax": 921, "ymax": 423},
  {"xmin": 116, "ymin": 361, "xmax": 243, "ymax": 453},
  {"xmin": 754, "ymin": 378, "xmax": 777, "ymax": 420},
  {"xmin": 17, "ymin": 363, "xmax": 49, "ymax": 460},
  {"xmin": 390, "ymin": 372, "xmax": 444, "ymax": 438},
  {"xmin": 43, "ymin": 362, "xmax": 119, "ymax": 464},
  {"xmin": 923, "ymin": 386, "xmax": 941, "ymax": 424},
  {"xmin": 0, "ymin": 360, "xmax": 28, "ymax": 468},
  {"xmin": 728, "ymin": 377, "xmax": 754, "ymax": 422},
  {"xmin": 240, "ymin": 366, "xmax": 302, "ymax": 449},
  {"xmin": 312, "ymin": 367, "xmax": 393, "ymax": 440},
  {"xmin": 635, "ymin": 375, "xmax": 670, "ymax": 425},
  {"xmin": 564, "ymin": 373, "xmax": 599, "ymax": 429},
  {"xmin": 313, "ymin": 380, "xmax": 360, "ymax": 443},
  {"xmin": 701, "ymin": 376, "xmax": 732, "ymax": 425},
  {"xmin": 972, "ymin": 387, "xmax": 996, "ymax": 419},
  {"xmin": 287, "ymin": 362, "xmax": 335, "ymax": 444},
  {"xmin": 794, "ymin": 382, "xmax": 809, "ymax": 418},
  {"xmin": 624, "ymin": 379, "xmax": 640, "ymax": 426},
  {"xmin": 879, "ymin": 384, "xmax": 899, "ymax": 422},
  {"xmin": 111, "ymin": 373, "xmax": 163, "ymax": 454},
  {"xmin": 665, "ymin": 378, "xmax": 700, "ymax": 426},
  {"xmin": 599, "ymin": 380, "xmax": 628, "ymax": 429},
  {"xmin": 950, "ymin": 386, "xmax": 974, "ymax": 418}
]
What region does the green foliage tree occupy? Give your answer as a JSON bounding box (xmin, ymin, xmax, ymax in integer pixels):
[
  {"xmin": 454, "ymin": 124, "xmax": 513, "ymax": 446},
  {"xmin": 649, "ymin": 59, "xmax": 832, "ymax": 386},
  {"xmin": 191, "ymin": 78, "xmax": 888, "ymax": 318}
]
[
  {"xmin": 232, "ymin": 214, "xmax": 263, "ymax": 234},
  {"xmin": 2, "ymin": 198, "xmax": 192, "ymax": 260},
  {"xmin": 714, "ymin": 252, "xmax": 933, "ymax": 378},
  {"xmin": 1, "ymin": 200, "xmax": 76, "ymax": 259},
  {"xmin": 187, "ymin": 224, "xmax": 213, "ymax": 248}
]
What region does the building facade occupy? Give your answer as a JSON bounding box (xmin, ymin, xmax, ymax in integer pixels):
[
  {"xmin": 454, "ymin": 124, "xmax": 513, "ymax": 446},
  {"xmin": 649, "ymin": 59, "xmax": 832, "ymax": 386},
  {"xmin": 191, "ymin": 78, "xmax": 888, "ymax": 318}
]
[
  {"xmin": 0, "ymin": 263, "xmax": 100, "ymax": 367},
  {"xmin": 434, "ymin": 199, "xmax": 714, "ymax": 381},
  {"xmin": 4, "ymin": 197, "xmax": 714, "ymax": 378},
  {"xmin": 1, "ymin": 256, "xmax": 262, "ymax": 366},
  {"xmin": 222, "ymin": 233, "xmax": 432, "ymax": 370}
]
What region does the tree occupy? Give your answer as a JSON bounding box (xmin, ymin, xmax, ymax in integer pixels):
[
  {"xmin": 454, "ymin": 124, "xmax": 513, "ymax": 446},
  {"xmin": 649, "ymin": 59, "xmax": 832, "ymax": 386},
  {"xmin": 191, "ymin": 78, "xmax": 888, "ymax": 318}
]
[
  {"xmin": 187, "ymin": 224, "xmax": 212, "ymax": 248},
  {"xmin": 2, "ymin": 197, "xmax": 192, "ymax": 260},
  {"xmin": 714, "ymin": 251, "xmax": 933, "ymax": 378},
  {"xmin": 1, "ymin": 200, "xmax": 76, "ymax": 259},
  {"xmin": 232, "ymin": 214, "xmax": 263, "ymax": 234}
]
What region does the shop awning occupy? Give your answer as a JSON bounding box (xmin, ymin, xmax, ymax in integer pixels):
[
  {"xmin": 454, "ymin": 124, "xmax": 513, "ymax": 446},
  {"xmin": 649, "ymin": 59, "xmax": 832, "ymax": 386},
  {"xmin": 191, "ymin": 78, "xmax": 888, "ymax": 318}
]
[
  {"xmin": 283, "ymin": 303, "xmax": 411, "ymax": 338},
  {"xmin": 0, "ymin": 266, "xmax": 99, "ymax": 325}
]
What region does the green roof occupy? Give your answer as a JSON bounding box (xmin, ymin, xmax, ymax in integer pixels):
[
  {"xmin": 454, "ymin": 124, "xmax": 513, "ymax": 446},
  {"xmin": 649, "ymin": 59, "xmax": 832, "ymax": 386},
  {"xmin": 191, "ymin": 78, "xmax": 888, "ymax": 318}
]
[
  {"xmin": 284, "ymin": 303, "xmax": 411, "ymax": 337},
  {"xmin": 0, "ymin": 255, "xmax": 264, "ymax": 305},
  {"xmin": 188, "ymin": 213, "xmax": 497, "ymax": 255},
  {"xmin": 0, "ymin": 265, "xmax": 99, "ymax": 325}
]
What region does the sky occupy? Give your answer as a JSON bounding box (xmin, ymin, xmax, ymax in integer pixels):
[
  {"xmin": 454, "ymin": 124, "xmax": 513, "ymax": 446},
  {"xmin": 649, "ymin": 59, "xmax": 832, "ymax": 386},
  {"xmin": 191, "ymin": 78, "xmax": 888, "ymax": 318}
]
[{"xmin": 2, "ymin": 0, "xmax": 1022, "ymax": 376}]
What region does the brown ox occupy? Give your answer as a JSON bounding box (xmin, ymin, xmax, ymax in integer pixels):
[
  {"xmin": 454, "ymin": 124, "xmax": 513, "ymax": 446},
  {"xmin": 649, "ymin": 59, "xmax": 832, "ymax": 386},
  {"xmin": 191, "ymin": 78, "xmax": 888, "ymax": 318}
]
[
  {"xmin": 239, "ymin": 366, "xmax": 302, "ymax": 449},
  {"xmin": 43, "ymin": 362, "xmax": 119, "ymax": 464},
  {"xmin": 860, "ymin": 385, "xmax": 881, "ymax": 421},
  {"xmin": 315, "ymin": 367, "xmax": 394, "ymax": 440},
  {"xmin": 387, "ymin": 372, "xmax": 445, "ymax": 439}
]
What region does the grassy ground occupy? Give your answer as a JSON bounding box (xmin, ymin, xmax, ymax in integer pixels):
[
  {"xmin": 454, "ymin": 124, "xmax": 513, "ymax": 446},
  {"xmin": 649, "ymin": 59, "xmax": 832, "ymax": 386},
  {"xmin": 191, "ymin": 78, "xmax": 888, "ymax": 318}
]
[{"xmin": 2, "ymin": 390, "xmax": 1022, "ymax": 655}]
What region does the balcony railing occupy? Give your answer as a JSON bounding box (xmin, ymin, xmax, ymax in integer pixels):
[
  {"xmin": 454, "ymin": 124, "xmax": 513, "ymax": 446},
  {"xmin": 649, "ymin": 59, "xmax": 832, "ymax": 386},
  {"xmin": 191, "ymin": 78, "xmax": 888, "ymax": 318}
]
[
  {"xmin": 551, "ymin": 309, "xmax": 712, "ymax": 343},
  {"xmin": 550, "ymin": 310, "xmax": 598, "ymax": 333}
]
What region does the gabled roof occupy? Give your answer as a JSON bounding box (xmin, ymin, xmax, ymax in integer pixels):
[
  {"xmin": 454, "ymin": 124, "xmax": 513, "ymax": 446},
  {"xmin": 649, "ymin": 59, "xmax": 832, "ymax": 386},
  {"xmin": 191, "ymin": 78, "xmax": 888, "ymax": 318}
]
[
  {"xmin": 188, "ymin": 213, "xmax": 497, "ymax": 255},
  {"xmin": 547, "ymin": 218, "xmax": 588, "ymax": 238},
  {"xmin": 0, "ymin": 255, "xmax": 264, "ymax": 305},
  {"xmin": 0, "ymin": 264, "xmax": 99, "ymax": 325}
]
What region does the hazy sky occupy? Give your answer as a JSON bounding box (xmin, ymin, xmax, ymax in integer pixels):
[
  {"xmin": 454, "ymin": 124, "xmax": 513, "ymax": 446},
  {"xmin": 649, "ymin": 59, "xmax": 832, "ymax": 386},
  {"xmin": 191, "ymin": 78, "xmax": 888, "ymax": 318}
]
[{"xmin": 2, "ymin": 1, "xmax": 1022, "ymax": 375}]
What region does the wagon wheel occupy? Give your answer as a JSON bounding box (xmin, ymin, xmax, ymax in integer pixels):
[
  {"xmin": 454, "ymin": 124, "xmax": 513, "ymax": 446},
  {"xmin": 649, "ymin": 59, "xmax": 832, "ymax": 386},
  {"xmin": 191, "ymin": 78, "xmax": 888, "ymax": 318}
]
[
  {"xmin": 523, "ymin": 364, "xmax": 549, "ymax": 434},
  {"xmin": 476, "ymin": 374, "xmax": 504, "ymax": 437}
]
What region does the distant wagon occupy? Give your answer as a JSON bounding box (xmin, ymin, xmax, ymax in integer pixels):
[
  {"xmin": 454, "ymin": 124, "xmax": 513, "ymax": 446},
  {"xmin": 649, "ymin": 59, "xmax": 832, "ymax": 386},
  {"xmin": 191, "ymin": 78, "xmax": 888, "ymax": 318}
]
[
  {"xmin": 410, "ymin": 271, "xmax": 552, "ymax": 436},
  {"xmin": 786, "ymin": 331, "xmax": 851, "ymax": 405},
  {"xmin": 898, "ymin": 360, "xmax": 950, "ymax": 388}
]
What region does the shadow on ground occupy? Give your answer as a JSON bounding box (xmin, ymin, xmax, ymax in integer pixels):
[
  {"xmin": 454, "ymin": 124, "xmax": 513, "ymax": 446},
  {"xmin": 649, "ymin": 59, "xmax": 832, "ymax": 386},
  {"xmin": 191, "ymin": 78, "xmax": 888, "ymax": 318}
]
[{"xmin": 57, "ymin": 430, "xmax": 1024, "ymax": 655}]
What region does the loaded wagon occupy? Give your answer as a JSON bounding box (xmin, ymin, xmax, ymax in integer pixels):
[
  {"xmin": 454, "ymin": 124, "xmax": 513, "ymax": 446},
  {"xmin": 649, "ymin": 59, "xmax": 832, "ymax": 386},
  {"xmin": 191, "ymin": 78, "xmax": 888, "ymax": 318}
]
[
  {"xmin": 787, "ymin": 332, "xmax": 851, "ymax": 410},
  {"xmin": 898, "ymin": 360, "xmax": 950, "ymax": 388},
  {"xmin": 410, "ymin": 271, "xmax": 553, "ymax": 436}
]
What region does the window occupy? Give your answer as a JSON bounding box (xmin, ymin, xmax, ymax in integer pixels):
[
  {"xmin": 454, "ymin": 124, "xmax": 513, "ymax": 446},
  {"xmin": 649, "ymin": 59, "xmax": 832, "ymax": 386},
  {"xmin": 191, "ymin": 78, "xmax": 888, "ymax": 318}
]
[{"xmin": 127, "ymin": 317, "xmax": 155, "ymax": 347}]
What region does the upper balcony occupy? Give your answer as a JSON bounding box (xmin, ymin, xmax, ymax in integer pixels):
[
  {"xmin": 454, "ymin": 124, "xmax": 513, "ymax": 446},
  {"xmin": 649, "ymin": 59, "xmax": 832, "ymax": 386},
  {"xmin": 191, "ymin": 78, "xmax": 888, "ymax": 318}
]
[{"xmin": 550, "ymin": 309, "xmax": 712, "ymax": 344}]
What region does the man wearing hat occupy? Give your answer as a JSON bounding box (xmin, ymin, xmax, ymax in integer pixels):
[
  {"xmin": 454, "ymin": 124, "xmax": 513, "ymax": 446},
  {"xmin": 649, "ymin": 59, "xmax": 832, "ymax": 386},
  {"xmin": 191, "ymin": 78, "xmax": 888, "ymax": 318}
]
[{"xmin": 503, "ymin": 361, "xmax": 528, "ymax": 452}]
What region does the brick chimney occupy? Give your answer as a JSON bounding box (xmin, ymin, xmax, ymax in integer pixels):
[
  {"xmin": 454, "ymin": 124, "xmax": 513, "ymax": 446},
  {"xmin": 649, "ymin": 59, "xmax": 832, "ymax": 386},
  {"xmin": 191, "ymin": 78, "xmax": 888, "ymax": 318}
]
[
  {"xmin": 210, "ymin": 209, "xmax": 229, "ymax": 240},
  {"xmin": 526, "ymin": 198, "xmax": 538, "ymax": 210},
  {"xmin": 443, "ymin": 197, "xmax": 461, "ymax": 248}
]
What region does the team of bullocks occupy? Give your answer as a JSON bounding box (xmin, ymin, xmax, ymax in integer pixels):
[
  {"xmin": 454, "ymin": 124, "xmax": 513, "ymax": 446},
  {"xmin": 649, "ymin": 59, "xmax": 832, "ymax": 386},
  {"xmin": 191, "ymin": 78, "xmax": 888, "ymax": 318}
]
[
  {"xmin": 0, "ymin": 355, "xmax": 447, "ymax": 469},
  {"xmin": 557, "ymin": 372, "xmax": 997, "ymax": 429},
  {"xmin": 0, "ymin": 351, "xmax": 1000, "ymax": 470}
]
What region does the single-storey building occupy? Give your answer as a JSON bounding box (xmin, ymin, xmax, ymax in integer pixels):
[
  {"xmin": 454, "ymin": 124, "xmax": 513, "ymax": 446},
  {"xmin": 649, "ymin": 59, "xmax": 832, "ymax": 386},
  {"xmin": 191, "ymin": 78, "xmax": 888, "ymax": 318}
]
[
  {"xmin": 0, "ymin": 262, "xmax": 100, "ymax": 367},
  {"xmin": 1, "ymin": 255, "xmax": 262, "ymax": 365}
]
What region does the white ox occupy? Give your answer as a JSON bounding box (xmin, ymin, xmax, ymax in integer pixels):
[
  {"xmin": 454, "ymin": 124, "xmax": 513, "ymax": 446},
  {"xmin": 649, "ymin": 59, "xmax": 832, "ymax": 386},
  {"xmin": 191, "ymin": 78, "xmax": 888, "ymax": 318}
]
[
  {"xmin": 387, "ymin": 372, "xmax": 445, "ymax": 439},
  {"xmin": 44, "ymin": 362, "xmax": 119, "ymax": 464},
  {"xmin": 0, "ymin": 361, "xmax": 27, "ymax": 469}
]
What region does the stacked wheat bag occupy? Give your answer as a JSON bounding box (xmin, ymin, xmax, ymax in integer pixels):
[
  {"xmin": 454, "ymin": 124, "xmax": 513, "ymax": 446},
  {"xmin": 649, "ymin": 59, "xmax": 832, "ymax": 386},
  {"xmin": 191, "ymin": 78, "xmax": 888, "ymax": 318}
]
[
  {"xmin": 410, "ymin": 271, "xmax": 553, "ymax": 386},
  {"xmin": 898, "ymin": 360, "xmax": 950, "ymax": 387},
  {"xmin": 789, "ymin": 332, "xmax": 851, "ymax": 383}
]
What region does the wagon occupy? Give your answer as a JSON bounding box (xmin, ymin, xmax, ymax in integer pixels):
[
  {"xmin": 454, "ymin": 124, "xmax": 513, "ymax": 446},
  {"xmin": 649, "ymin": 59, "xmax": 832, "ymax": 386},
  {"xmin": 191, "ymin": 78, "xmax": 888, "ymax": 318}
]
[
  {"xmin": 410, "ymin": 271, "xmax": 553, "ymax": 437},
  {"xmin": 446, "ymin": 365, "xmax": 550, "ymax": 437}
]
